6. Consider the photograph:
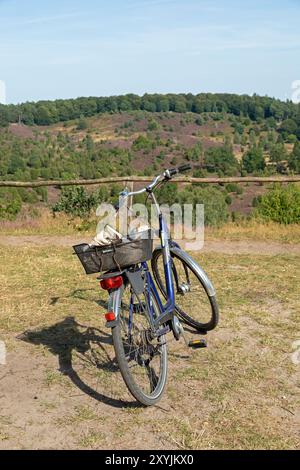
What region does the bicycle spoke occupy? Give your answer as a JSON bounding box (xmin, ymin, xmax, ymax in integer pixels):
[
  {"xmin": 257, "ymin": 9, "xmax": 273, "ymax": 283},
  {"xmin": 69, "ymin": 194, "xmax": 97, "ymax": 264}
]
[{"xmin": 116, "ymin": 284, "xmax": 167, "ymax": 398}]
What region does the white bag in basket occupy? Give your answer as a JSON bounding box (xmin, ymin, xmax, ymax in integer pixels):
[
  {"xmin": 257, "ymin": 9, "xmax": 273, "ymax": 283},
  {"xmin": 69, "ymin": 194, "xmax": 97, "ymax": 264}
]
[
  {"xmin": 128, "ymin": 224, "xmax": 150, "ymax": 240},
  {"xmin": 92, "ymin": 225, "xmax": 122, "ymax": 246}
]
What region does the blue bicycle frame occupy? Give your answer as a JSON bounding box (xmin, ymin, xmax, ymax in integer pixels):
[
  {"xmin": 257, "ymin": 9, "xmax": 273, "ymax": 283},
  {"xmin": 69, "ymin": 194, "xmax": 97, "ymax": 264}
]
[
  {"xmin": 106, "ymin": 168, "xmax": 190, "ymax": 334},
  {"xmin": 126, "ymin": 185, "xmax": 179, "ymax": 333},
  {"xmin": 142, "ymin": 214, "xmax": 176, "ymax": 330}
]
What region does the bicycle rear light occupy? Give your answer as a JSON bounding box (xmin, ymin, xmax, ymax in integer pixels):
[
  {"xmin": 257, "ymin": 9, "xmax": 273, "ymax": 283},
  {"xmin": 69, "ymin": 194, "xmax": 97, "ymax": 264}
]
[
  {"xmin": 100, "ymin": 275, "xmax": 123, "ymax": 290},
  {"xmin": 105, "ymin": 312, "xmax": 116, "ymax": 321}
]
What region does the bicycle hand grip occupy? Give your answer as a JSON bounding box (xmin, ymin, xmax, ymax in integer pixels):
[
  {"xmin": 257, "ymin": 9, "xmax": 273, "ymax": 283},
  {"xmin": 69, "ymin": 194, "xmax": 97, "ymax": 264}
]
[
  {"xmin": 167, "ymin": 164, "xmax": 191, "ymax": 178},
  {"xmin": 177, "ymin": 164, "xmax": 192, "ymax": 173},
  {"xmin": 168, "ymin": 168, "xmax": 178, "ymax": 177}
]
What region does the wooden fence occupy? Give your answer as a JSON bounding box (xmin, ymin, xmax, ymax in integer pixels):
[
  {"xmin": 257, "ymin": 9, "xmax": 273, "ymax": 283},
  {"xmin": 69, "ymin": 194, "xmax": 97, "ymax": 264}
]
[{"xmin": 0, "ymin": 175, "xmax": 300, "ymax": 188}]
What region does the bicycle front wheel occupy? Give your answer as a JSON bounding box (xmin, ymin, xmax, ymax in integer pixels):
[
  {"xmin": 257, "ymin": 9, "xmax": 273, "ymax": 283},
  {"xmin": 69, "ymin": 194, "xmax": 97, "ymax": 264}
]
[
  {"xmin": 112, "ymin": 282, "xmax": 168, "ymax": 406},
  {"xmin": 151, "ymin": 248, "xmax": 219, "ymax": 332}
]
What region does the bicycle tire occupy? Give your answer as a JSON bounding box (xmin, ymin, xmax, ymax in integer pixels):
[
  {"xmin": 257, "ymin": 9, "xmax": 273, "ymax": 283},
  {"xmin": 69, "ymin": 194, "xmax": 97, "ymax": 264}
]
[
  {"xmin": 112, "ymin": 284, "xmax": 168, "ymax": 406},
  {"xmin": 151, "ymin": 248, "xmax": 219, "ymax": 331}
]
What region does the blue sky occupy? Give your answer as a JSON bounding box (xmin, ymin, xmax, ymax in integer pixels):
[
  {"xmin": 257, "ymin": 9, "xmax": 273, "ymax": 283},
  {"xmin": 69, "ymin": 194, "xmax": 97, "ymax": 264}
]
[{"xmin": 0, "ymin": 0, "xmax": 300, "ymax": 104}]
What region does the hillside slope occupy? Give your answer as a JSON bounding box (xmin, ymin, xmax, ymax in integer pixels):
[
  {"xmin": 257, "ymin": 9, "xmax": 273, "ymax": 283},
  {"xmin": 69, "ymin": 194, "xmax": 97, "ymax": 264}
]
[
  {"xmin": 2, "ymin": 110, "xmax": 297, "ymax": 177},
  {"xmin": 1, "ymin": 107, "xmax": 300, "ymax": 221}
]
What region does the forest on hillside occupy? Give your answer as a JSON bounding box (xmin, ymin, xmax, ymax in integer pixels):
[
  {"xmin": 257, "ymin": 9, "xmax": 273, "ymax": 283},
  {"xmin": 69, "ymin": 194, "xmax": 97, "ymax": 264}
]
[
  {"xmin": 0, "ymin": 93, "xmax": 300, "ymax": 224},
  {"xmin": 1, "ymin": 92, "xmax": 300, "ymax": 131},
  {"xmin": 0, "ymin": 106, "xmax": 299, "ymax": 183}
]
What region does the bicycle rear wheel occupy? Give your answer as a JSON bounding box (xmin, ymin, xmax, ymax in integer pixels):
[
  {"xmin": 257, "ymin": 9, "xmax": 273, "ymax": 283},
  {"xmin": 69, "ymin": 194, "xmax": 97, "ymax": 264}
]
[
  {"xmin": 151, "ymin": 248, "xmax": 219, "ymax": 332},
  {"xmin": 111, "ymin": 282, "xmax": 168, "ymax": 406}
]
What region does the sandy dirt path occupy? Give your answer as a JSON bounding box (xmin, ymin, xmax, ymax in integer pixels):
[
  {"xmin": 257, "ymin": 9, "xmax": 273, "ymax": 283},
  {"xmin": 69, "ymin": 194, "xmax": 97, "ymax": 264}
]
[{"xmin": 0, "ymin": 235, "xmax": 299, "ymax": 255}]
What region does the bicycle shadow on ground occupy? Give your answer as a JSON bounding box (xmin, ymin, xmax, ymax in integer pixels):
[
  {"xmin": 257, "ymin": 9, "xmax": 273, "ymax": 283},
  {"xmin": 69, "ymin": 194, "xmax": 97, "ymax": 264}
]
[
  {"xmin": 50, "ymin": 287, "xmax": 107, "ymax": 310},
  {"xmin": 19, "ymin": 316, "xmax": 139, "ymax": 409}
]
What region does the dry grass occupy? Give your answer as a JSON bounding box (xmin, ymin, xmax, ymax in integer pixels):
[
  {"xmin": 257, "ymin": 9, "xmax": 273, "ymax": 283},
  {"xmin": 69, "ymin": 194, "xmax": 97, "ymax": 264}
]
[
  {"xmin": 1, "ymin": 209, "xmax": 300, "ymax": 244},
  {"xmin": 0, "ymin": 245, "xmax": 299, "ymax": 449},
  {"xmin": 206, "ymin": 220, "xmax": 300, "ymax": 244},
  {"xmin": 0, "ymin": 209, "xmax": 94, "ymax": 236}
]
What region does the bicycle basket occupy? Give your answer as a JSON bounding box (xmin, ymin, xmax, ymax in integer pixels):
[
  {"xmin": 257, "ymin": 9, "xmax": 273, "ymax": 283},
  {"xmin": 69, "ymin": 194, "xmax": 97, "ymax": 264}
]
[{"xmin": 73, "ymin": 229, "xmax": 153, "ymax": 275}]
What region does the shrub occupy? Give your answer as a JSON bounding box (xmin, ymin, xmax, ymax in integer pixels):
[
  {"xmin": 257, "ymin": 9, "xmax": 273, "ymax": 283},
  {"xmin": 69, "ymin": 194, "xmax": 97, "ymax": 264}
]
[
  {"xmin": 52, "ymin": 184, "xmax": 123, "ymax": 218},
  {"xmin": 155, "ymin": 184, "xmax": 229, "ymax": 227},
  {"xmin": 252, "ymin": 195, "xmax": 262, "ymax": 207},
  {"xmin": 77, "ymin": 116, "xmax": 89, "ymax": 130},
  {"xmin": 0, "ymin": 188, "xmax": 22, "ymax": 220},
  {"xmin": 254, "ymin": 184, "xmax": 300, "ymax": 224},
  {"xmin": 132, "ymin": 135, "xmax": 153, "ymax": 151},
  {"xmin": 157, "ymin": 184, "xmax": 179, "ymax": 206},
  {"xmin": 52, "ymin": 186, "xmax": 96, "ymax": 218},
  {"xmin": 35, "ymin": 186, "xmax": 48, "ymax": 202},
  {"xmin": 225, "ymin": 183, "xmax": 243, "ymax": 195},
  {"xmin": 225, "ymin": 195, "xmax": 232, "ymax": 205},
  {"xmin": 287, "ymin": 134, "xmax": 297, "ymax": 144},
  {"xmin": 225, "ymin": 183, "xmax": 238, "ymax": 193},
  {"xmin": 180, "ymin": 186, "xmax": 229, "ymax": 226},
  {"xmin": 147, "ymin": 119, "xmax": 160, "ymax": 131},
  {"xmin": 17, "ymin": 188, "xmax": 39, "ymax": 204}
]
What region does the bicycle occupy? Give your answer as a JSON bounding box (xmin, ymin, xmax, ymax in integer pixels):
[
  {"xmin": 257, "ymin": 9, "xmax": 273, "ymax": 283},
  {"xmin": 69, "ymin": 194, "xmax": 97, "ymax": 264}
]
[{"xmin": 74, "ymin": 165, "xmax": 219, "ymax": 406}]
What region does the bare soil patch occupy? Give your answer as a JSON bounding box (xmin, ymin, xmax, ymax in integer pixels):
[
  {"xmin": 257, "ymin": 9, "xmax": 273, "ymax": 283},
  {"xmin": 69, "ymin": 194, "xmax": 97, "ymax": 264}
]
[{"xmin": 0, "ymin": 235, "xmax": 299, "ymax": 255}]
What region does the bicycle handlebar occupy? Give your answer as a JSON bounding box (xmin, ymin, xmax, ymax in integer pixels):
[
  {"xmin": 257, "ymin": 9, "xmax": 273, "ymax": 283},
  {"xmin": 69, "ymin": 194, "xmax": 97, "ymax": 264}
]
[
  {"xmin": 167, "ymin": 164, "xmax": 192, "ymax": 177},
  {"xmin": 114, "ymin": 164, "xmax": 192, "ymax": 210}
]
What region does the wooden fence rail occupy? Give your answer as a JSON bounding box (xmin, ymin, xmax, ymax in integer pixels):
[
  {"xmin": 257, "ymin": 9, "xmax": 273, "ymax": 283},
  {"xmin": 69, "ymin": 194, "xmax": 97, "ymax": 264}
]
[{"xmin": 0, "ymin": 175, "xmax": 300, "ymax": 188}]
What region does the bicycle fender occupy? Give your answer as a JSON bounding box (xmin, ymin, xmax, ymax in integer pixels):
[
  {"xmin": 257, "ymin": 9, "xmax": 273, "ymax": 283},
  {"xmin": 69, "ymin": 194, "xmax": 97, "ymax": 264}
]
[
  {"xmin": 152, "ymin": 245, "xmax": 216, "ymax": 298},
  {"xmin": 171, "ymin": 247, "xmax": 216, "ymax": 297},
  {"xmin": 105, "ymin": 286, "xmax": 123, "ymax": 327}
]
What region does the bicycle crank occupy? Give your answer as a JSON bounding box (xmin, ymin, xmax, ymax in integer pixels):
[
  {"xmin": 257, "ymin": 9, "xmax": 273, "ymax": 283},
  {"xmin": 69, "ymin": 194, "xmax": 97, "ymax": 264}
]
[
  {"xmin": 171, "ymin": 315, "xmax": 188, "ymax": 344},
  {"xmin": 172, "ymin": 316, "xmax": 208, "ymax": 349}
]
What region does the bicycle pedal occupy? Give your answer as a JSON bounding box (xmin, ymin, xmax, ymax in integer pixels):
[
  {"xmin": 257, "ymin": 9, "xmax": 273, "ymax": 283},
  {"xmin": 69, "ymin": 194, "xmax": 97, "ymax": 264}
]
[{"xmin": 188, "ymin": 339, "xmax": 207, "ymax": 349}]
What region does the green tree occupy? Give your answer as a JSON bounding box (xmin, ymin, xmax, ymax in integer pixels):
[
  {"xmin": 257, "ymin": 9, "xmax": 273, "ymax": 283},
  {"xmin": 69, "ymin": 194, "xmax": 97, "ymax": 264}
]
[
  {"xmin": 0, "ymin": 106, "xmax": 9, "ymax": 127},
  {"xmin": 77, "ymin": 116, "xmax": 89, "ymax": 130},
  {"xmin": 242, "ymin": 145, "xmax": 265, "ymax": 173},
  {"xmin": 288, "ymin": 141, "xmax": 300, "ymax": 172},
  {"xmin": 233, "ymin": 132, "xmax": 241, "ymax": 144},
  {"xmin": 279, "ymin": 119, "xmax": 298, "ymax": 140},
  {"xmin": 269, "ymin": 143, "xmax": 288, "ymax": 163},
  {"xmin": 35, "ymin": 105, "xmax": 53, "ymax": 125},
  {"xmin": 205, "ymin": 146, "xmax": 238, "ymax": 175},
  {"xmin": 173, "ymin": 97, "xmax": 187, "ymax": 113}
]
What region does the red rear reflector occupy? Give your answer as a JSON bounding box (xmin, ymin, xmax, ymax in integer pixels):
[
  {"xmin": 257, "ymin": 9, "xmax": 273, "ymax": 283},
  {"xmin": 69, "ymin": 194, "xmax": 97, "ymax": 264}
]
[
  {"xmin": 100, "ymin": 275, "xmax": 123, "ymax": 290},
  {"xmin": 105, "ymin": 312, "xmax": 116, "ymax": 321}
]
